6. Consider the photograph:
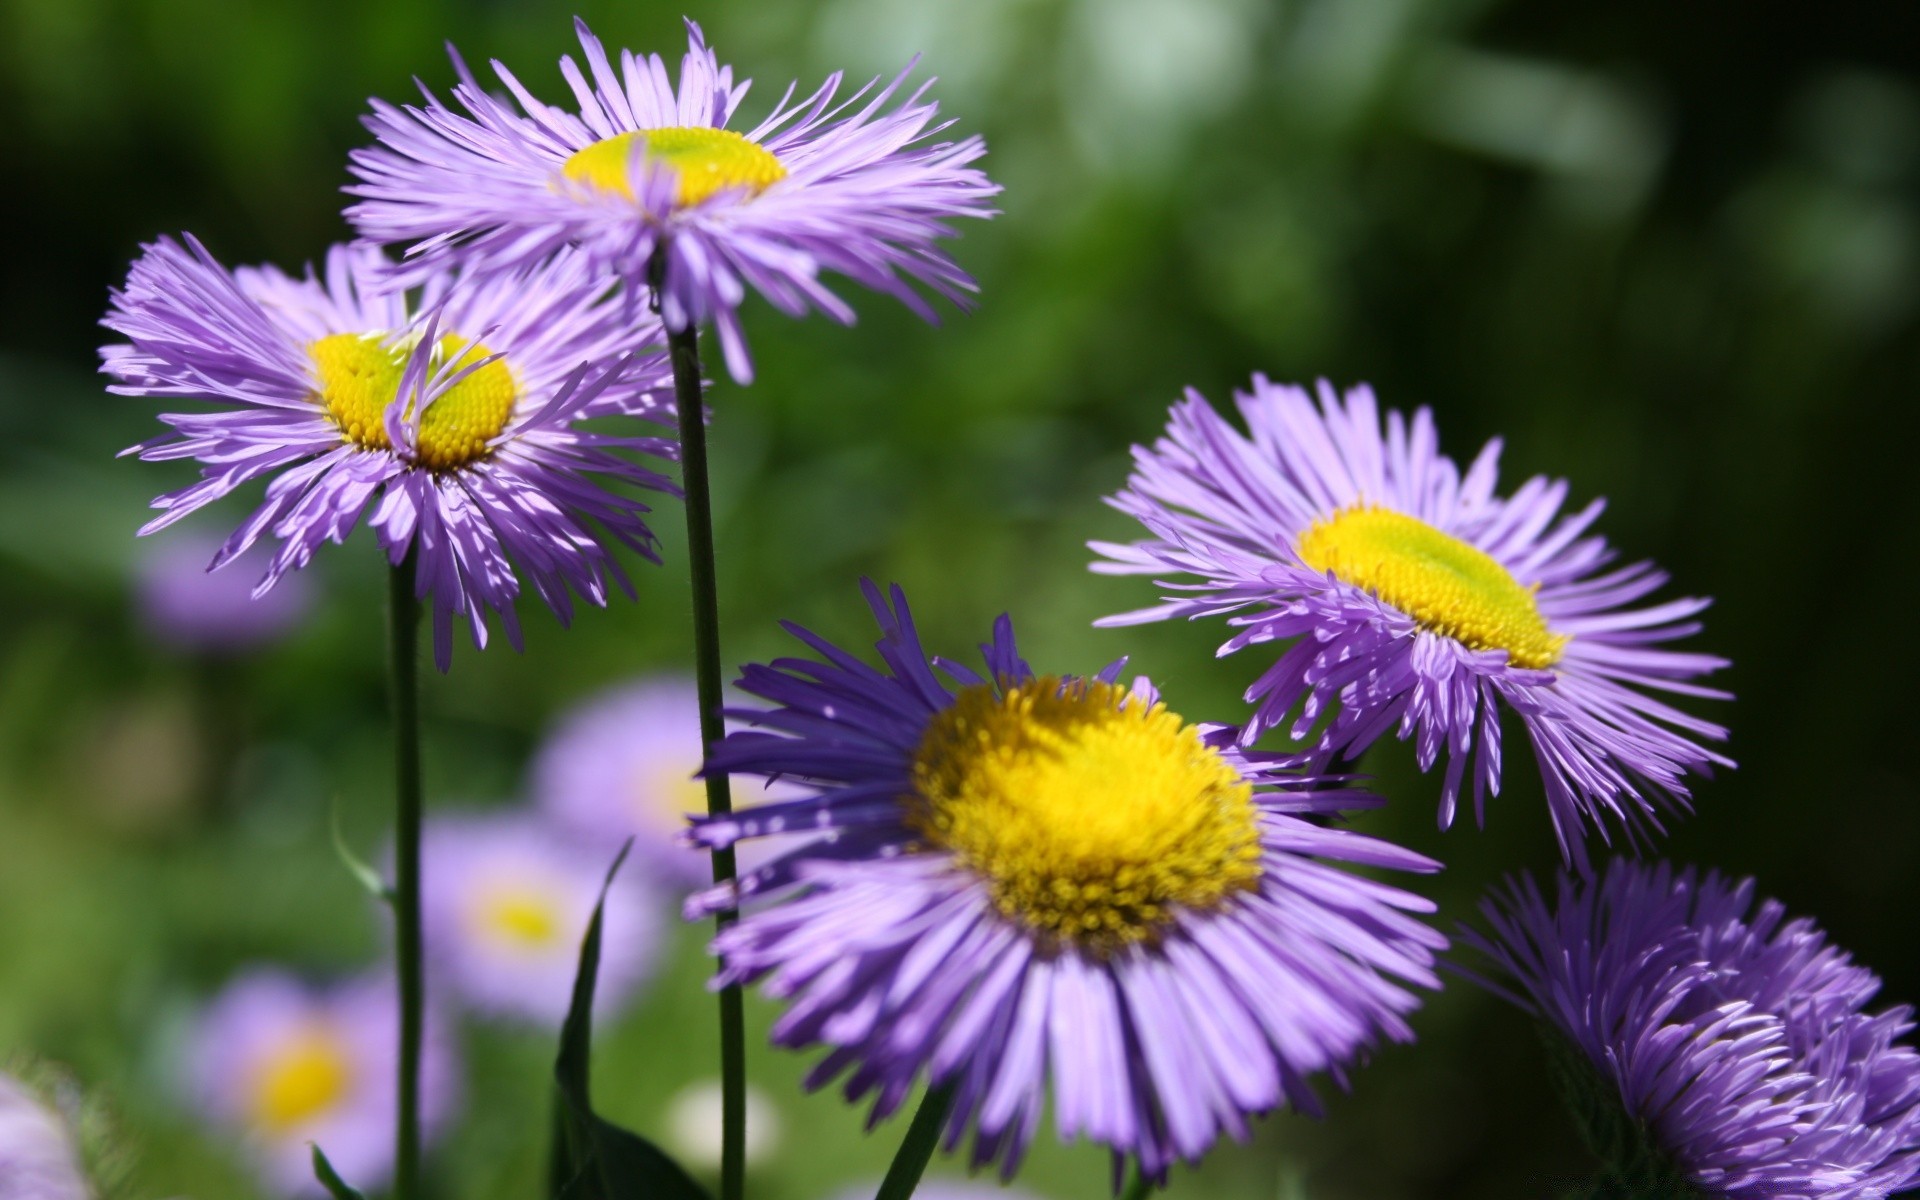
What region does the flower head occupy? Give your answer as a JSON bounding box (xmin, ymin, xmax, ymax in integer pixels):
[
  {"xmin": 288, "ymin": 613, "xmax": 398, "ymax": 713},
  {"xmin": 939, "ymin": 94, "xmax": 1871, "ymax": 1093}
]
[
  {"xmin": 103, "ymin": 236, "xmax": 679, "ymax": 669},
  {"xmin": 686, "ymin": 582, "xmax": 1445, "ymax": 1182},
  {"xmin": 186, "ymin": 969, "xmax": 459, "ymax": 1197},
  {"xmin": 348, "ymin": 18, "xmax": 999, "ymax": 383},
  {"xmin": 1461, "ymin": 860, "xmax": 1920, "ymax": 1200},
  {"xmin": 418, "ymin": 812, "xmax": 663, "ymax": 1025},
  {"xmin": 0, "ymin": 1073, "xmax": 90, "ymax": 1200},
  {"xmin": 136, "ymin": 530, "xmax": 315, "ymax": 654},
  {"xmin": 1094, "ymin": 377, "xmax": 1731, "ymax": 861}
]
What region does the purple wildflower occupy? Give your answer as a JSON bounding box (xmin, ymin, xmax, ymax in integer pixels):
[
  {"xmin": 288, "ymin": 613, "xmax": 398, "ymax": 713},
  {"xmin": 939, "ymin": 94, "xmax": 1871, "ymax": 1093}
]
[
  {"xmin": 186, "ymin": 968, "xmax": 459, "ymax": 1197},
  {"xmin": 1462, "ymin": 860, "xmax": 1920, "ymax": 1200},
  {"xmin": 685, "ymin": 582, "xmax": 1445, "ymax": 1183},
  {"xmin": 348, "ymin": 18, "xmax": 999, "ymax": 384},
  {"xmin": 102, "ymin": 236, "xmax": 679, "ymax": 669},
  {"xmin": 1093, "ymin": 377, "xmax": 1732, "ymax": 862},
  {"xmin": 417, "ymin": 812, "xmax": 663, "ymax": 1025},
  {"xmin": 0, "ymin": 1074, "xmax": 89, "ymax": 1200},
  {"xmin": 135, "ymin": 530, "xmax": 314, "ymax": 654}
]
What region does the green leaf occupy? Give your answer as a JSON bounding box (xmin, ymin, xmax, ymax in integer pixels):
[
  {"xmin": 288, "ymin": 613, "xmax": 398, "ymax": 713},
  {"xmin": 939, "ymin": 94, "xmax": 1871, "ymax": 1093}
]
[
  {"xmin": 549, "ymin": 840, "xmax": 710, "ymax": 1200},
  {"xmin": 311, "ymin": 1144, "xmax": 368, "ymax": 1200},
  {"xmin": 330, "ymin": 799, "xmax": 392, "ymax": 904}
]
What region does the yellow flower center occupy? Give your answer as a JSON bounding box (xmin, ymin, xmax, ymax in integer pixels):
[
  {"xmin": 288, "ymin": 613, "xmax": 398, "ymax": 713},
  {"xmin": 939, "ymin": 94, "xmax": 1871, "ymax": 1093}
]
[
  {"xmin": 249, "ymin": 1026, "xmax": 353, "ymax": 1134},
  {"xmin": 560, "ymin": 127, "xmax": 787, "ymax": 207},
  {"xmin": 907, "ymin": 677, "xmax": 1264, "ymax": 950},
  {"xmin": 470, "ymin": 884, "xmax": 566, "ymax": 950},
  {"xmin": 308, "ymin": 331, "xmax": 516, "ymax": 471},
  {"xmin": 637, "ymin": 763, "xmax": 711, "ymax": 830},
  {"xmin": 1296, "ymin": 505, "xmax": 1567, "ymax": 669}
]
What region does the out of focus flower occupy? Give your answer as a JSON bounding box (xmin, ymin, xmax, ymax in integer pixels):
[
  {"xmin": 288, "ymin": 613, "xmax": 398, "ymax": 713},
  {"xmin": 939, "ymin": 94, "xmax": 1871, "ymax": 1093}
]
[
  {"xmin": 136, "ymin": 531, "xmax": 313, "ymax": 654},
  {"xmin": 1095, "ymin": 377, "xmax": 1731, "ymax": 861},
  {"xmin": 534, "ymin": 676, "xmax": 799, "ymax": 887},
  {"xmin": 419, "ymin": 813, "xmax": 662, "ymax": 1025},
  {"xmin": 664, "ymin": 1078, "xmax": 782, "ymax": 1168},
  {"xmin": 187, "ymin": 970, "xmax": 458, "ymax": 1197},
  {"xmin": 349, "ymin": 18, "xmax": 998, "ymax": 383},
  {"xmin": 0, "ymin": 1073, "xmax": 90, "ymax": 1200},
  {"xmin": 1462, "ymin": 860, "xmax": 1920, "ymax": 1200},
  {"xmin": 103, "ymin": 237, "xmax": 678, "ymax": 669},
  {"xmin": 686, "ymin": 582, "xmax": 1444, "ymax": 1182}
]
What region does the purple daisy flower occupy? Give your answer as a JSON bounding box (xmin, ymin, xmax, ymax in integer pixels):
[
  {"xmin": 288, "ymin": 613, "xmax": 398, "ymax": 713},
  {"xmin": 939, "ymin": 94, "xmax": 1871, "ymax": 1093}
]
[
  {"xmin": 136, "ymin": 530, "xmax": 315, "ymax": 654},
  {"xmin": 684, "ymin": 582, "xmax": 1446, "ymax": 1183},
  {"xmin": 417, "ymin": 811, "xmax": 663, "ymax": 1025},
  {"xmin": 1093, "ymin": 377, "xmax": 1732, "ymax": 861},
  {"xmin": 186, "ymin": 968, "xmax": 460, "ymax": 1197},
  {"xmin": 347, "ymin": 18, "xmax": 999, "ymax": 384},
  {"xmin": 533, "ymin": 675, "xmax": 805, "ymax": 888},
  {"xmin": 0, "ymin": 1074, "xmax": 89, "ymax": 1200},
  {"xmin": 102, "ymin": 236, "xmax": 679, "ymax": 669},
  {"xmin": 1461, "ymin": 860, "xmax": 1920, "ymax": 1199}
]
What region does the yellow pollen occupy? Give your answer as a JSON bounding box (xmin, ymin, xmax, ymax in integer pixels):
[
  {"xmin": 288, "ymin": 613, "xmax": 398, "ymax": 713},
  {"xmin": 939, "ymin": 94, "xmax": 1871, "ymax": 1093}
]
[
  {"xmin": 249, "ymin": 1026, "xmax": 353, "ymax": 1134},
  {"xmin": 309, "ymin": 331, "xmax": 516, "ymax": 471},
  {"xmin": 472, "ymin": 884, "xmax": 566, "ymax": 949},
  {"xmin": 637, "ymin": 763, "xmax": 711, "ymax": 829},
  {"xmin": 559, "ymin": 127, "xmax": 787, "ymax": 207},
  {"xmin": 907, "ymin": 677, "xmax": 1264, "ymax": 951},
  {"xmin": 1296, "ymin": 505, "xmax": 1568, "ymax": 669}
]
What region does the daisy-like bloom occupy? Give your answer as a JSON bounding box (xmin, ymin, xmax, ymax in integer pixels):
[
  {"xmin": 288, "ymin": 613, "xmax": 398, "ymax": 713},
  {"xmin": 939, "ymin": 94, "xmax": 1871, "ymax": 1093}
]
[
  {"xmin": 418, "ymin": 812, "xmax": 662, "ymax": 1025},
  {"xmin": 348, "ymin": 18, "xmax": 998, "ymax": 383},
  {"xmin": 685, "ymin": 582, "xmax": 1446, "ymax": 1183},
  {"xmin": 533, "ymin": 675, "xmax": 803, "ymax": 887},
  {"xmin": 1461, "ymin": 860, "xmax": 1920, "ymax": 1199},
  {"xmin": 187, "ymin": 969, "xmax": 459, "ymax": 1197},
  {"xmin": 102, "ymin": 236, "xmax": 678, "ymax": 669},
  {"xmin": 1093, "ymin": 378, "xmax": 1731, "ymax": 860},
  {"xmin": 0, "ymin": 1073, "xmax": 90, "ymax": 1200},
  {"xmin": 136, "ymin": 531, "xmax": 314, "ymax": 654}
]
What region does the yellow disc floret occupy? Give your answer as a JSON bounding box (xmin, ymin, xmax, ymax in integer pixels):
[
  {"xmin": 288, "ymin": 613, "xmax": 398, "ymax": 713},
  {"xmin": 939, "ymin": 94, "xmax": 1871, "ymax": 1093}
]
[
  {"xmin": 309, "ymin": 331, "xmax": 516, "ymax": 471},
  {"xmin": 560, "ymin": 127, "xmax": 787, "ymax": 207},
  {"xmin": 907, "ymin": 677, "xmax": 1264, "ymax": 950},
  {"xmin": 1296, "ymin": 505, "xmax": 1568, "ymax": 669},
  {"xmin": 470, "ymin": 884, "xmax": 565, "ymax": 950},
  {"xmin": 249, "ymin": 1026, "xmax": 354, "ymax": 1133}
]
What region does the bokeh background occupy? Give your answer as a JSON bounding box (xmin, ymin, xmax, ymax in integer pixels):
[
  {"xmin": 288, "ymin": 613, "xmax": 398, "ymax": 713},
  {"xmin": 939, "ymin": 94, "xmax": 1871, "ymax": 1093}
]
[{"xmin": 3, "ymin": 0, "xmax": 1918, "ymax": 1196}]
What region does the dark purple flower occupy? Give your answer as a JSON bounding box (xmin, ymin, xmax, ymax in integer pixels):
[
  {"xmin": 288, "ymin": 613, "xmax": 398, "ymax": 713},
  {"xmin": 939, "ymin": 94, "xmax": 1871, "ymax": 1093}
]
[
  {"xmin": 1094, "ymin": 377, "xmax": 1731, "ymax": 862},
  {"xmin": 1462, "ymin": 860, "xmax": 1920, "ymax": 1200},
  {"xmin": 685, "ymin": 582, "xmax": 1445, "ymax": 1183}
]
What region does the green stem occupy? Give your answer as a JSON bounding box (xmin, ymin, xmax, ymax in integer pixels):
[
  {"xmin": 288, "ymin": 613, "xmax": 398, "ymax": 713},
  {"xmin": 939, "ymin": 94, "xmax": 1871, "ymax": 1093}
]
[
  {"xmin": 873, "ymin": 1083, "xmax": 956, "ymax": 1200},
  {"xmin": 666, "ymin": 318, "xmax": 745, "ymax": 1200},
  {"xmin": 1117, "ymin": 1166, "xmax": 1155, "ymax": 1200},
  {"xmin": 387, "ymin": 554, "xmax": 424, "ymax": 1200}
]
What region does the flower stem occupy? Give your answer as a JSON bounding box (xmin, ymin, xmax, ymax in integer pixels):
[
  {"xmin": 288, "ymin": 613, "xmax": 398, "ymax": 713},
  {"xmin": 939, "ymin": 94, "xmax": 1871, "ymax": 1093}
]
[
  {"xmin": 387, "ymin": 552, "xmax": 424, "ymax": 1200},
  {"xmin": 874, "ymin": 1082, "xmax": 956, "ymax": 1200},
  {"xmin": 666, "ymin": 318, "xmax": 745, "ymax": 1200},
  {"xmin": 1118, "ymin": 1166, "xmax": 1155, "ymax": 1200}
]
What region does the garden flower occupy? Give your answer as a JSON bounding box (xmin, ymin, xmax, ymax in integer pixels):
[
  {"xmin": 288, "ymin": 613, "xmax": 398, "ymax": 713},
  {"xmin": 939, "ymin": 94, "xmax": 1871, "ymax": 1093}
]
[
  {"xmin": 685, "ymin": 582, "xmax": 1445, "ymax": 1182},
  {"xmin": 187, "ymin": 969, "xmax": 458, "ymax": 1197},
  {"xmin": 1093, "ymin": 377, "xmax": 1730, "ymax": 860},
  {"xmin": 348, "ymin": 18, "xmax": 998, "ymax": 383},
  {"xmin": 1461, "ymin": 860, "xmax": 1920, "ymax": 1200},
  {"xmin": 136, "ymin": 531, "xmax": 314, "ymax": 654},
  {"xmin": 533, "ymin": 675, "xmax": 801, "ymax": 886},
  {"xmin": 0, "ymin": 1073, "xmax": 90, "ymax": 1200},
  {"xmin": 417, "ymin": 812, "xmax": 663, "ymax": 1025},
  {"xmin": 102, "ymin": 236, "xmax": 678, "ymax": 669}
]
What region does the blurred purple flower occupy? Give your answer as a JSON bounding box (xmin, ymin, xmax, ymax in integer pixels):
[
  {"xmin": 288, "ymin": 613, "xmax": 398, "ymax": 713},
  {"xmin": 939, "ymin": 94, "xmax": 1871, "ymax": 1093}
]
[
  {"xmin": 0, "ymin": 1074, "xmax": 89, "ymax": 1200},
  {"xmin": 103, "ymin": 237, "xmax": 679, "ymax": 670},
  {"xmin": 186, "ymin": 969, "xmax": 459, "ymax": 1197},
  {"xmin": 136, "ymin": 531, "xmax": 313, "ymax": 654},
  {"xmin": 1462, "ymin": 860, "xmax": 1920, "ymax": 1200},
  {"xmin": 685, "ymin": 582, "xmax": 1445, "ymax": 1183},
  {"xmin": 1094, "ymin": 378, "xmax": 1731, "ymax": 863},
  {"xmin": 348, "ymin": 18, "xmax": 999, "ymax": 384},
  {"xmin": 418, "ymin": 812, "xmax": 663, "ymax": 1025}
]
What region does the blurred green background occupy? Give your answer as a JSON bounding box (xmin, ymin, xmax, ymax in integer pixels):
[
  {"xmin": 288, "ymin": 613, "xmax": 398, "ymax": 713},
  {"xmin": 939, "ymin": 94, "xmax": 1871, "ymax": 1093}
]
[{"xmin": 3, "ymin": 0, "xmax": 1917, "ymax": 1197}]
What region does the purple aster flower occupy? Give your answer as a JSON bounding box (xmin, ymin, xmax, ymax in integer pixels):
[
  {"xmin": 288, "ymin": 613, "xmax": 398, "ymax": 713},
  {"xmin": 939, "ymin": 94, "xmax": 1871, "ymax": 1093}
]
[
  {"xmin": 186, "ymin": 968, "xmax": 459, "ymax": 1197},
  {"xmin": 102, "ymin": 236, "xmax": 679, "ymax": 669},
  {"xmin": 1461, "ymin": 860, "xmax": 1920, "ymax": 1200},
  {"xmin": 1093, "ymin": 378, "xmax": 1732, "ymax": 862},
  {"xmin": 417, "ymin": 811, "xmax": 663, "ymax": 1025},
  {"xmin": 0, "ymin": 1074, "xmax": 89, "ymax": 1200},
  {"xmin": 347, "ymin": 18, "xmax": 999, "ymax": 384},
  {"xmin": 136, "ymin": 530, "xmax": 314, "ymax": 654},
  {"xmin": 533, "ymin": 675, "xmax": 804, "ymax": 888},
  {"xmin": 684, "ymin": 582, "xmax": 1446, "ymax": 1183}
]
